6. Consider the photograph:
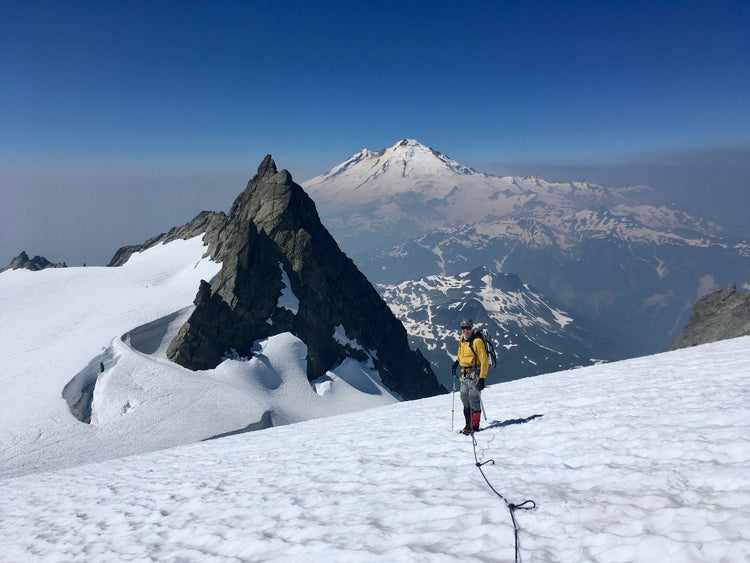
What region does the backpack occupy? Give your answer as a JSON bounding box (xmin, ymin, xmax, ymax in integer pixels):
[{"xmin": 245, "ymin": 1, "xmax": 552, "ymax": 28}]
[{"xmin": 468, "ymin": 329, "xmax": 498, "ymax": 368}]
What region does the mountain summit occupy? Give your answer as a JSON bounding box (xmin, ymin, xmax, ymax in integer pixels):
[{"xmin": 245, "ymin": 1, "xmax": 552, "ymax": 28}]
[
  {"xmin": 166, "ymin": 156, "xmax": 444, "ymax": 400},
  {"xmin": 304, "ymin": 139, "xmax": 475, "ymax": 209}
]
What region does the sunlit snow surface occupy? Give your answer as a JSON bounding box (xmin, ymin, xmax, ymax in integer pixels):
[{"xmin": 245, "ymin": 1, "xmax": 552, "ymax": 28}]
[
  {"xmin": 1, "ymin": 331, "xmax": 749, "ymax": 560},
  {"xmin": 0, "ymin": 237, "xmax": 397, "ymax": 479},
  {"xmin": 1, "ymin": 236, "xmax": 748, "ymax": 561}
]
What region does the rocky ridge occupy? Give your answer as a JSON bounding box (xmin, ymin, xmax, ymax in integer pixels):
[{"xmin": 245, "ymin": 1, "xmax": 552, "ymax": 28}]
[
  {"xmin": 1, "ymin": 251, "xmax": 66, "ymax": 272},
  {"xmin": 108, "ymin": 210, "xmax": 226, "ymax": 267},
  {"xmin": 664, "ymin": 285, "xmax": 750, "ymax": 351}
]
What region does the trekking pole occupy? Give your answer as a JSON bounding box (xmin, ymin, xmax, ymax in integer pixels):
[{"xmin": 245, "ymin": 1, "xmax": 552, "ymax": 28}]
[
  {"xmin": 480, "ymin": 394, "xmax": 487, "ymax": 421},
  {"xmin": 451, "ymin": 374, "xmax": 456, "ymax": 431}
]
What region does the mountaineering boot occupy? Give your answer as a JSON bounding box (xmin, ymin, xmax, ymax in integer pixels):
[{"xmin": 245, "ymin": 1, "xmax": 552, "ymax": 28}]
[
  {"xmin": 471, "ymin": 411, "xmax": 481, "ymax": 432},
  {"xmin": 461, "ymin": 426, "xmax": 472, "ymax": 435}
]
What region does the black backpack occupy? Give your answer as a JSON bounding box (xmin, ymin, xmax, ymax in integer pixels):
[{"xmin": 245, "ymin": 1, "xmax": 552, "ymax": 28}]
[{"xmin": 468, "ymin": 329, "xmax": 498, "ymax": 368}]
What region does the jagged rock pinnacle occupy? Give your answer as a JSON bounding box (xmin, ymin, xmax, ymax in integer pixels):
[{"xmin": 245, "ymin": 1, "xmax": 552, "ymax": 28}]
[
  {"xmin": 255, "ymin": 154, "xmax": 278, "ymax": 180},
  {"xmin": 166, "ymin": 156, "xmax": 445, "ymax": 400}
]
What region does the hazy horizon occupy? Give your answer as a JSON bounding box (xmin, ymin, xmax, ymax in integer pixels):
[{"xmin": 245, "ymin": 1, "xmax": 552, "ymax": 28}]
[{"xmin": 2, "ymin": 141, "xmax": 749, "ymax": 269}]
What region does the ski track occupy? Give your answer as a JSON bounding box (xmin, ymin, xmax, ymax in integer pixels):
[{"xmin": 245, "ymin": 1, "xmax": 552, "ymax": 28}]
[{"xmin": 1, "ymin": 337, "xmax": 749, "ymax": 562}]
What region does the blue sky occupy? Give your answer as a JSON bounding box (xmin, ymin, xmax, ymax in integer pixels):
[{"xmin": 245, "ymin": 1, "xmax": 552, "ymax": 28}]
[{"xmin": 2, "ymin": 0, "xmax": 749, "ymax": 266}]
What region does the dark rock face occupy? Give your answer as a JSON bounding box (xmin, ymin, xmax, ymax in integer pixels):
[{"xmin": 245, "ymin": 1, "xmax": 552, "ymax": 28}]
[
  {"xmin": 1, "ymin": 251, "xmax": 66, "ymax": 272},
  {"xmin": 166, "ymin": 156, "xmax": 445, "ymax": 400},
  {"xmin": 664, "ymin": 285, "xmax": 750, "ymax": 351},
  {"xmin": 108, "ymin": 210, "xmax": 227, "ymax": 266}
]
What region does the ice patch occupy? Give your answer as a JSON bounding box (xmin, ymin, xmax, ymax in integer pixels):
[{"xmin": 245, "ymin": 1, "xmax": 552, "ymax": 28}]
[
  {"xmin": 277, "ymin": 263, "xmax": 299, "ymax": 314},
  {"xmin": 333, "ymin": 324, "xmax": 364, "ymax": 351}
]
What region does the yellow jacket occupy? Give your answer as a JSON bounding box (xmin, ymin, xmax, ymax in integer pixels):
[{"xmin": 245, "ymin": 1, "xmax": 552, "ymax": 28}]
[{"xmin": 456, "ymin": 334, "xmax": 489, "ymax": 380}]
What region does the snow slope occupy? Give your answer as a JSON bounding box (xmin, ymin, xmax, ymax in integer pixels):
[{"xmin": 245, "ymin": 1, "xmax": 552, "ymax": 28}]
[
  {"xmin": 0, "ymin": 237, "xmax": 398, "ymax": 478},
  {"xmin": 1, "ymin": 336, "xmax": 748, "ymax": 561}
]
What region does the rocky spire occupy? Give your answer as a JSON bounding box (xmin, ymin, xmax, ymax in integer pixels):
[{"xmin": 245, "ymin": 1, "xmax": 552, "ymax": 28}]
[
  {"xmin": 1, "ymin": 251, "xmax": 66, "ymax": 272},
  {"xmin": 166, "ymin": 156, "xmax": 444, "ymax": 400},
  {"xmin": 254, "ymin": 154, "xmax": 278, "ymax": 180}
]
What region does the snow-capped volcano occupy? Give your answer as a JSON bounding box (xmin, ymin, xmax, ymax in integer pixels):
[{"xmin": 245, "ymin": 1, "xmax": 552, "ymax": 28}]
[
  {"xmin": 304, "ymin": 139, "xmax": 476, "ymax": 209},
  {"xmin": 303, "ymin": 139, "xmax": 722, "ymax": 248}
]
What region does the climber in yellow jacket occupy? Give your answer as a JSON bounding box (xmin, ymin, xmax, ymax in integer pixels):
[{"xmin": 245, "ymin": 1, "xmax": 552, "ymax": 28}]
[{"xmin": 451, "ymin": 318, "xmax": 488, "ymax": 434}]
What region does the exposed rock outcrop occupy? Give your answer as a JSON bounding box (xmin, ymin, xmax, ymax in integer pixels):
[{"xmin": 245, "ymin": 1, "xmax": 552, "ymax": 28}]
[
  {"xmin": 664, "ymin": 285, "xmax": 750, "ymax": 351},
  {"xmin": 166, "ymin": 156, "xmax": 445, "ymax": 400},
  {"xmin": 108, "ymin": 210, "xmax": 227, "ymax": 266},
  {"xmin": 1, "ymin": 251, "xmax": 66, "ymax": 272}
]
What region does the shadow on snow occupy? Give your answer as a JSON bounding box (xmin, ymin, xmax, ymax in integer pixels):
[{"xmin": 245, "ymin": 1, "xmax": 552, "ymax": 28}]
[{"xmin": 483, "ymin": 414, "xmax": 544, "ymax": 430}]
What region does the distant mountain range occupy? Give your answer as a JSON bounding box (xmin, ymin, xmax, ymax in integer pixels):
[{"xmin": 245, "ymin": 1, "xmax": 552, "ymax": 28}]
[
  {"xmin": 379, "ymin": 266, "xmax": 622, "ymax": 389},
  {"xmin": 304, "ymin": 139, "xmax": 750, "ymax": 355},
  {"xmin": 6, "ymin": 140, "xmax": 748, "ymax": 382}
]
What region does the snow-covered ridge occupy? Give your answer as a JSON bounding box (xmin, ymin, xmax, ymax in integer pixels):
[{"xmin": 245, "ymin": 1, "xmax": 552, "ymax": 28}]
[{"xmin": 0, "ymin": 236, "xmax": 398, "ymax": 479}]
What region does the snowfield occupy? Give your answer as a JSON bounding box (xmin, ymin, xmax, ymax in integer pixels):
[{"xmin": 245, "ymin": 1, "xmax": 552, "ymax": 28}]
[
  {"xmin": 1, "ymin": 337, "xmax": 748, "ymax": 562},
  {"xmin": 0, "ymin": 237, "xmax": 398, "ymax": 479},
  {"xmin": 1, "ymin": 237, "xmax": 749, "ymax": 562}
]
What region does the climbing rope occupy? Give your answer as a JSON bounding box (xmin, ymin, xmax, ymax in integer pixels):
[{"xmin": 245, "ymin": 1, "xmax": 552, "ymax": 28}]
[{"xmin": 470, "ymin": 430, "xmax": 536, "ymax": 563}]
